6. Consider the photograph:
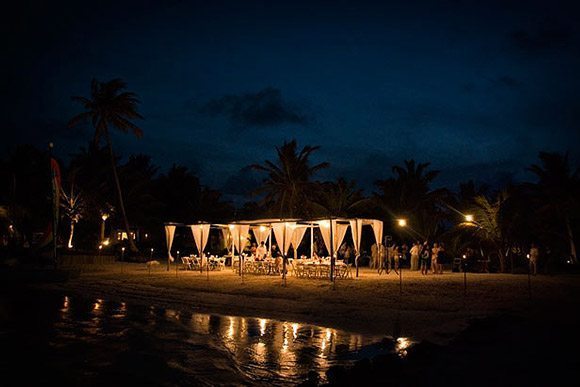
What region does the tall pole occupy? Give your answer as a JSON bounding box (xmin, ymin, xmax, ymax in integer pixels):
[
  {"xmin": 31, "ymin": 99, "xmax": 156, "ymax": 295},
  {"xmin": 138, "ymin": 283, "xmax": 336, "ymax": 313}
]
[
  {"xmin": 204, "ymin": 227, "xmax": 209, "ymax": 280},
  {"xmin": 48, "ymin": 142, "xmax": 58, "ymax": 268},
  {"xmin": 199, "ymin": 227, "xmax": 203, "ymax": 275},
  {"xmin": 310, "ymin": 224, "xmax": 314, "ymax": 258},
  {"xmin": 282, "ymin": 223, "xmax": 287, "ymax": 287},
  {"xmin": 527, "ymin": 254, "xmax": 532, "ymax": 301},
  {"xmin": 268, "ymin": 227, "xmax": 272, "ymax": 257},
  {"xmin": 463, "ymin": 255, "xmax": 467, "ymax": 297},
  {"xmin": 329, "ymin": 218, "xmax": 335, "ymax": 285}
]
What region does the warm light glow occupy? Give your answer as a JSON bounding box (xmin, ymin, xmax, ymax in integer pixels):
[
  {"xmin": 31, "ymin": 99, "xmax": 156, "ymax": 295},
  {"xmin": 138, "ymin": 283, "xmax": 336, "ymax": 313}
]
[
  {"xmin": 396, "ymin": 337, "xmax": 412, "ymax": 357},
  {"xmin": 526, "ymin": 254, "xmax": 530, "ymax": 259},
  {"xmin": 465, "ymin": 214, "xmax": 474, "ymax": 222},
  {"xmin": 226, "ymin": 317, "xmax": 235, "ymax": 340},
  {"xmin": 397, "ymin": 219, "xmax": 407, "ymax": 227},
  {"xmin": 101, "ymin": 213, "xmax": 109, "ymax": 221},
  {"xmin": 102, "ymin": 239, "xmax": 110, "ymax": 246},
  {"xmin": 93, "ymin": 299, "xmax": 103, "ymax": 311},
  {"xmin": 229, "ymin": 224, "xmax": 235, "ymax": 230},
  {"xmin": 292, "ymin": 323, "xmax": 299, "ymax": 339},
  {"xmin": 259, "ymin": 226, "xmax": 266, "ymax": 232},
  {"xmin": 144, "ymin": 233, "xmax": 148, "ymax": 238},
  {"xmin": 68, "ymin": 243, "xmax": 73, "ymax": 249},
  {"xmin": 321, "ymin": 221, "xmax": 330, "ymax": 228},
  {"xmin": 99, "ymin": 245, "xmax": 103, "ymax": 250},
  {"xmin": 462, "ymin": 254, "xmax": 466, "ymax": 259},
  {"xmin": 260, "ymin": 318, "xmax": 267, "ymax": 336},
  {"xmin": 151, "ymin": 248, "xmax": 154, "ymax": 252},
  {"xmin": 121, "ymin": 247, "xmax": 125, "ymax": 252}
]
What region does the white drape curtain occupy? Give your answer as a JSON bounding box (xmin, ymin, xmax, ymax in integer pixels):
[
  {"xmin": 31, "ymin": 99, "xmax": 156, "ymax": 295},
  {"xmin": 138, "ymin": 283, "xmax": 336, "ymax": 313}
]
[
  {"xmin": 250, "ymin": 226, "xmax": 270, "ymax": 245},
  {"xmin": 230, "ymin": 224, "xmax": 250, "ymax": 255},
  {"xmin": 349, "ymin": 219, "xmax": 363, "ymax": 255},
  {"xmin": 371, "ymin": 220, "xmax": 383, "ymax": 246},
  {"xmin": 190, "ymin": 224, "xmax": 210, "ymax": 254},
  {"xmin": 317, "ymin": 220, "xmax": 349, "ymax": 256},
  {"xmin": 317, "ymin": 221, "xmax": 331, "ymax": 256},
  {"xmin": 335, "ymin": 224, "xmax": 349, "ymax": 254},
  {"xmin": 291, "ymin": 226, "xmax": 308, "ymax": 252},
  {"xmin": 164, "ymin": 224, "xmax": 176, "ymax": 262},
  {"xmin": 272, "ymin": 222, "xmax": 295, "ymax": 255}
]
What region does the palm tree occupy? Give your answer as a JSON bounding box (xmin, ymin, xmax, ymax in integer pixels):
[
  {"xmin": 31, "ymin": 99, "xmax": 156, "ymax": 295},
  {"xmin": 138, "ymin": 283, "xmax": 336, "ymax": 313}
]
[
  {"xmin": 69, "ymin": 79, "xmax": 143, "ymax": 252},
  {"xmin": 311, "ymin": 178, "xmax": 368, "ymax": 217},
  {"xmin": 375, "ymin": 160, "xmax": 449, "ymax": 239},
  {"xmin": 251, "ymin": 139, "xmax": 329, "ymax": 217},
  {"xmin": 528, "ymin": 152, "xmax": 579, "ymax": 264},
  {"xmin": 468, "ymin": 193, "xmax": 510, "ymax": 272}
]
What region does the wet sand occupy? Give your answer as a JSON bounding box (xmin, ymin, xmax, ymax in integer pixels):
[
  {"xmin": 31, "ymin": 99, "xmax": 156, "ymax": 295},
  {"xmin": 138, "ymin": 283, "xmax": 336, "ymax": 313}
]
[{"xmin": 36, "ymin": 263, "xmax": 580, "ymax": 344}]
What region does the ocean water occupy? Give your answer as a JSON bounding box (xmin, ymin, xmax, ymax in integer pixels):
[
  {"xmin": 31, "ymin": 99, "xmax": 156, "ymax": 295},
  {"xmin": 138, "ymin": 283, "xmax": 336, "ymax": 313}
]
[{"xmin": 0, "ymin": 290, "xmax": 392, "ymax": 386}]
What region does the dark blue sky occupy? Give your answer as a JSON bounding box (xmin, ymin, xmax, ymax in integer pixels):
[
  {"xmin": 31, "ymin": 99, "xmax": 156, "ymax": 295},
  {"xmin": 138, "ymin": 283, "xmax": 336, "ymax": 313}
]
[{"xmin": 3, "ymin": 0, "xmax": 580, "ymax": 198}]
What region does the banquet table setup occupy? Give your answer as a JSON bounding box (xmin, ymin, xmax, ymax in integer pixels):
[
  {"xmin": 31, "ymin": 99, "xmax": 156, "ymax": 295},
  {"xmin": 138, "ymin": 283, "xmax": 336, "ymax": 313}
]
[
  {"xmin": 291, "ymin": 258, "xmax": 353, "ymax": 279},
  {"xmin": 182, "ymin": 255, "xmax": 226, "ymax": 271}
]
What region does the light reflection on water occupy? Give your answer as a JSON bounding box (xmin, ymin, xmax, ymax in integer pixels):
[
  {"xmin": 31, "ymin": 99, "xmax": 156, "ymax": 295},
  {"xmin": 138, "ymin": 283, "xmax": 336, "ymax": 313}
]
[{"xmin": 1, "ymin": 292, "xmax": 397, "ymax": 385}]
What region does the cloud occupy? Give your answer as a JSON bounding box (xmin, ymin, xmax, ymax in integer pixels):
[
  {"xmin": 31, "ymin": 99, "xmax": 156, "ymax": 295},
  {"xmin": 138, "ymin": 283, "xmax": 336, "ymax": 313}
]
[
  {"xmin": 510, "ymin": 26, "xmax": 573, "ymax": 53},
  {"xmin": 200, "ymin": 87, "xmax": 310, "ymax": 127}
]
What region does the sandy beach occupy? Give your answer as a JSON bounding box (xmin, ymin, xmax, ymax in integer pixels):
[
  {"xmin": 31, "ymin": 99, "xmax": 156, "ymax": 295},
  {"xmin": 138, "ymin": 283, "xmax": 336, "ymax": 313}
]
[{"xmin": 35, "ymin": 263, "xmax": 580, "ymax": 343}]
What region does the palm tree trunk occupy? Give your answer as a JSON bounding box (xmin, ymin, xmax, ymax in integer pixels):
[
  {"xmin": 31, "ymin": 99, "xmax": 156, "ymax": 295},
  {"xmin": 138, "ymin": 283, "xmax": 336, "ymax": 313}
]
[
  {"xmin": 565, "ymin": 216, "xmax": 578, "ymax": 264},
  {"xmin": 498, "ymin": 248, "xmax": 506, "ymax": 273},
  {"xmin": 68, "ymin": 221, "xmax": 75, "ymax": 249},
  {"xmin": 105, "ymin": 134, "xmax": 138, "ymax": 252}
]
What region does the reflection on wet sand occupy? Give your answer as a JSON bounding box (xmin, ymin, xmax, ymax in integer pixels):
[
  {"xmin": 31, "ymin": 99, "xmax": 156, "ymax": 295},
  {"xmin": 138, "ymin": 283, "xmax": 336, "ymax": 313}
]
[{"xmin": 50, "ymin": 295, "xmax": 386, "ymax": 384}]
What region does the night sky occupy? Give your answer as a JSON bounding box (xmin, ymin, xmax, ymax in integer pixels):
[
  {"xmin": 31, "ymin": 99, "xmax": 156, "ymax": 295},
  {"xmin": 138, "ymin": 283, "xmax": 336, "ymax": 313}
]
[{"xmin": 3, "ymin": 0, "xmax": 580, "ymax": 199}]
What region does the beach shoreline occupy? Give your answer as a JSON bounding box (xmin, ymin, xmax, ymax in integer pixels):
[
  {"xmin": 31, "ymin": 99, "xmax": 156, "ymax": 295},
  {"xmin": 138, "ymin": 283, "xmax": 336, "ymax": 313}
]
[{"xmin": 31, "ymin": 263, "xmax": 580, "ymax": 344}]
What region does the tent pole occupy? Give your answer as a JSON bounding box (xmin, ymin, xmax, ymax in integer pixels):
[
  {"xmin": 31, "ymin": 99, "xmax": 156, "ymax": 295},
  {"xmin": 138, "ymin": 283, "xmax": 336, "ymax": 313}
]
[
  {"xmin": 282, "ymin": 223, "xmax": 287, "ymax": 287},
  {"xmin": 310, "ymin": 224, "xmax": 314, "ymax": 258},
  {"xmin": 330, "ymin": 218, "xmax": 335, "ymax": 284}
]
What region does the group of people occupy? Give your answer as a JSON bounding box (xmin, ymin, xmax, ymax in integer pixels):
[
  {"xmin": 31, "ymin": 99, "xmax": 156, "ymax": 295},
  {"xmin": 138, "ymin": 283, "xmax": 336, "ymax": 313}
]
[{"xmin": 371, "ymin": 241, "xmax": 449, "ymax": 275}]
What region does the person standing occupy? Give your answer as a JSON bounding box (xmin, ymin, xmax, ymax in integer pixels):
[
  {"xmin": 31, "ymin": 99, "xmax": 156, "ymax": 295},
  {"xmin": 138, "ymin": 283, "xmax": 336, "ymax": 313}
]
[
  {"xmin": 420, "ymin": 242, "xmax": 431, "ymax": 275},
  {"xmin": 437, "ymin": 242, "xmax": 446, "ymax": 274},
  {"xmin": 410, "ymin": 241, "xmax": 420, "ymax": 271},
  {"xmin": 393, "ymin": 244, "xmax": 401, "ymax": 274},
  {"xmin": 370, "ymin": 243, "xmax": 378, "ymax": 269},
  {"xmin": 529, "ymin": 243, "xmax": 539, "ymax": 275},
  {"xmin": 256, "ymin": 241, "xmax": 267, "ymax": 260},
  {"xmin": 431, "ymin": 243, "xmax": 440, "ymax": 274},
  {"xmin": 379, "ymin": 243, "xmax": 388, "ymax": 274}
]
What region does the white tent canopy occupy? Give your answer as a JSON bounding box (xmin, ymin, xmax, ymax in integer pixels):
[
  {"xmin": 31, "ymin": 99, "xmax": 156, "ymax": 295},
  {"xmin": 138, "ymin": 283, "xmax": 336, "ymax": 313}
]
[{"xmin": 163, "ymin": 218, "xmax": 383, "ymax": 271}]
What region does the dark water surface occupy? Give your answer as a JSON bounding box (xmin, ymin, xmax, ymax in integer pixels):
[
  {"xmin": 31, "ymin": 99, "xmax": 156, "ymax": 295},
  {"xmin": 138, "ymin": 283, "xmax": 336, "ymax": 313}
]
[{"xmin": 0, "ymin": 290, "xmax": 399, "ymax": 386}]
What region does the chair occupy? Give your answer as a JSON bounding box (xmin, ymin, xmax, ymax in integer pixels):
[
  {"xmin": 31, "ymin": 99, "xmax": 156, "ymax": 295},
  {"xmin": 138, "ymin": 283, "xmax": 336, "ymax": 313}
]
[{"xmin": 181, "ymin": 256, "xmax": 192, "ymax": 270}]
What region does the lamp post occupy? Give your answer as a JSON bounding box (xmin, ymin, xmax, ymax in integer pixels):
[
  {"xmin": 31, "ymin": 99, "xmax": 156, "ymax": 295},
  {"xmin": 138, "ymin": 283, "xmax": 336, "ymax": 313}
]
[
  {"xmin": 396, "ymin": 219, "xmax": 407, "ymax": 297},
  {"xmin": 464, "ymin": 214, "xmax": 474, "ymax": 223},
  {"xmin": 100, "ymin": 212, "xmax": 109, "ymax": 242},
  {"xmin": 462, "ymin": 254, "xmax": 467, "ymax": 296},
  {"xmin": 149, "ymin": 248, "xmax": 154, "ymax": 275},
  {"xmin": 526, "ymin": 253, "xmax": 532, "ymax": 300},
  {"xmin": 121, "ymin": 247, "xmax": 125, "ymax": 273}
]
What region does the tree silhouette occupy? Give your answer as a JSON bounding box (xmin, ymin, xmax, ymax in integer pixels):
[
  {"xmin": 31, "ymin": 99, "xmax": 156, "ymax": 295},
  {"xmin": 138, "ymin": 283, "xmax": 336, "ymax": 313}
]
[
  {"xmin": 528, "ymin": 152, "xmax": 579, "ymax": 264},
  {"xmin": 251, "ymin": 139, "xmax": 329, "ymax": 217},
  {"xmin": 69, "ymin": 79, "xmax": 143, "ymax": 252}
]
